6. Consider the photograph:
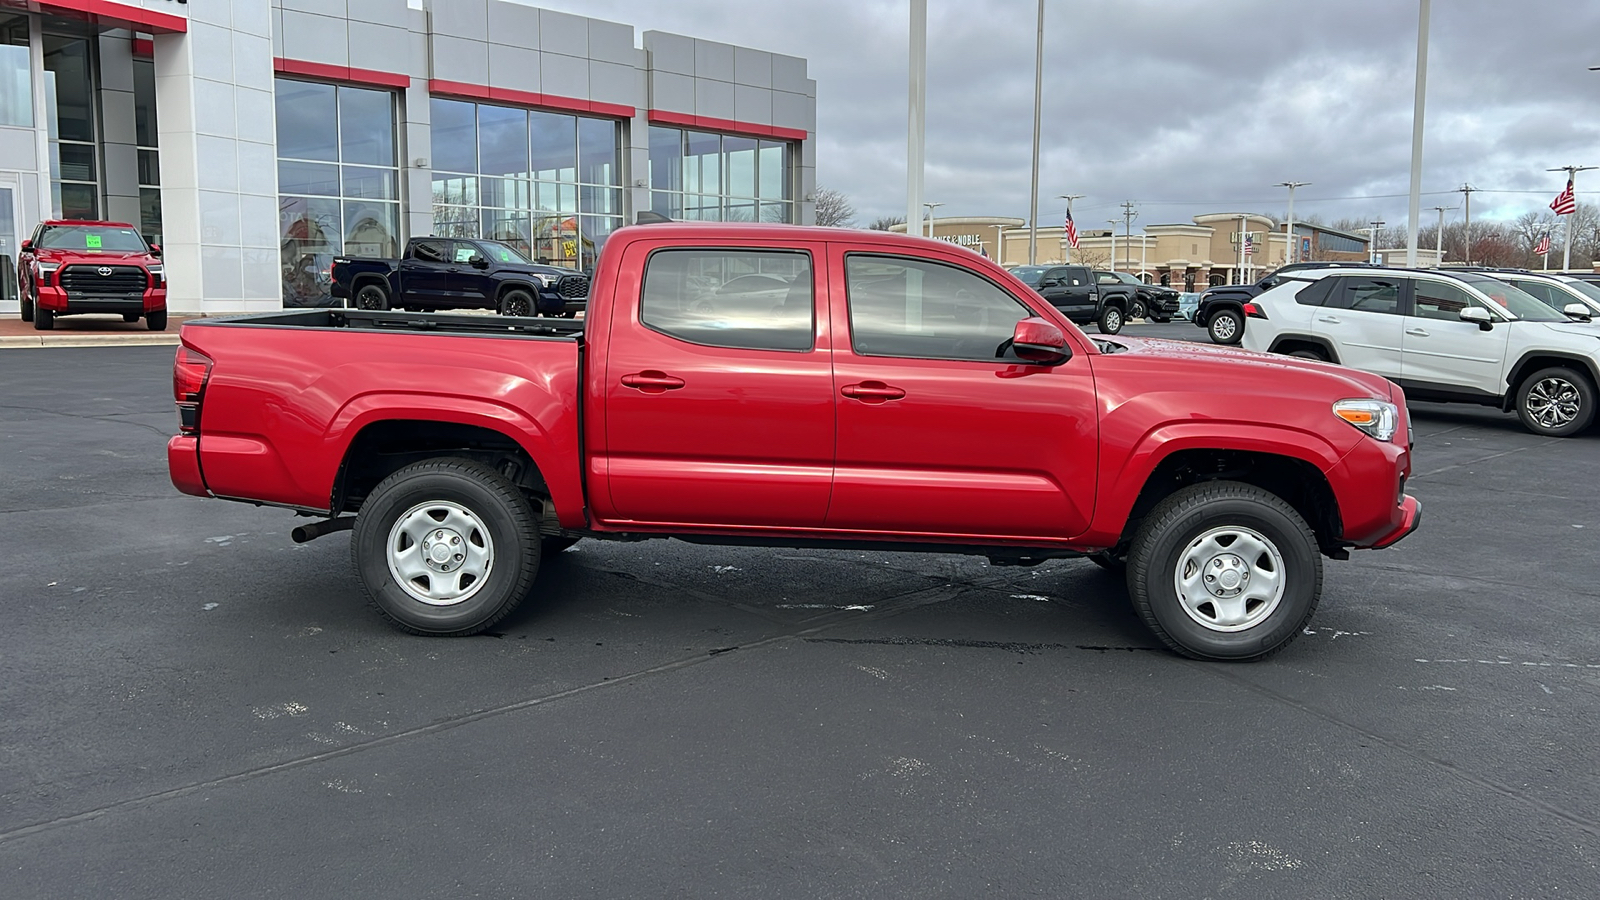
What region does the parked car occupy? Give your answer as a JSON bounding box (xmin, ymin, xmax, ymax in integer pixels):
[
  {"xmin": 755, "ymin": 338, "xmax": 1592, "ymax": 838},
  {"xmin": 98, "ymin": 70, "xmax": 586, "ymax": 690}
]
[
  {"xmin": 1489, "ymin": 272, "xmax": 1600, "ymax": 317},
  {"xmin": 1177, "ymin": 292, "xmax": 1202, "ymax": 321},
  {"xmin": 1196, "ymin": 262, "xmax": 1373, "ymax": 345},
  {"xmin": 16, "ymin": 220, "xmax": 167, "ymax": 331},
  {"xmin": 1010, "ymin": 264, "xmax": 1135, "ymax": 334},
  {"xmin": 1105, "ymin": 270, "xmax": 1180, "ymax": 322},
  {"xmin": 168, "ymin": 222, "xmax": 1419, "ymax": 661},
  {"xmin": 331, "ymin": 237, "xmax": 588, "ymax": 317},
  {"xmin": 1241, "ymin": 266, "xmax": 1600, "ymax": 436}
]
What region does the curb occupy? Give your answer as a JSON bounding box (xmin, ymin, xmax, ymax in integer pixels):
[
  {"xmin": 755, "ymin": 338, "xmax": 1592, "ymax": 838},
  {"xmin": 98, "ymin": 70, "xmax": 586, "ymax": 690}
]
[{"xmin": 0, "ymin": 334, "xmax": 182, "ymax": 349}]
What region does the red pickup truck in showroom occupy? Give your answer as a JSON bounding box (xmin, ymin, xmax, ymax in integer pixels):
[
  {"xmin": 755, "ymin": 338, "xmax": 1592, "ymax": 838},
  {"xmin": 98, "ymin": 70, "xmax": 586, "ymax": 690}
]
[
  {"xmin": 18, "ymin": 220, "xmax": 168, "ymax": 330},
  {"xmin": 167, "ymin": 223, "xmax": 1419, "ymax": 661}
]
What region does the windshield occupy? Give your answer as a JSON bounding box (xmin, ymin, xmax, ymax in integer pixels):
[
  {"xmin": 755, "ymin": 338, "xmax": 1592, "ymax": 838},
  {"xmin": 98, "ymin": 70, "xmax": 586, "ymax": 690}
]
[
  {"xmin": 1455, "ymin": 274, "xmax": 1565, "ymax": 321},
  {"xmin": 36, "ymin": 224, "xmax": 148, "ymax": 253},
  {"xmin": 1009, "ymin": 266, "xmax": 1046, "ymax": 287},
  {"xmin": 477, "ymin": 240, "xmax": 533, "ymax": 265}
]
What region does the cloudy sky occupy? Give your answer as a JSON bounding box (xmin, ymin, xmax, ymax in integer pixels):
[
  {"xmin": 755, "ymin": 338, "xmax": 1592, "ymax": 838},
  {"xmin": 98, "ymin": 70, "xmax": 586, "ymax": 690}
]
[{"xmin": 526, "ymin": 0, "xmax": 1600, "ymax": 233}]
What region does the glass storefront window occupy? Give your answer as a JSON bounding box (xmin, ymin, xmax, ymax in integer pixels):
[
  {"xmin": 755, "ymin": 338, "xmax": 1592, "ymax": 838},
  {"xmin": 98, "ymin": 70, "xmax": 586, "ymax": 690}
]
[
  {"xmin": 0, "ymin": 15, "xmax": 30, "ymax": 128},
  {"xmin": 430, "ymin": 98, "xmax": 622, "ymax": 270},
  {"xmin": 43, "ymin": 33, "xmax": 98, "ymax": 219},
  {"xmin": 134, "ymin": 57, "xmax": 161, "ymax": 245},
  {"xmin": 276, "ymin": 77, "xmax": 400, "ymax": 306},
  {"xmin": 647, "ymin": 126, "xmax": 796, "ymax": 224}
]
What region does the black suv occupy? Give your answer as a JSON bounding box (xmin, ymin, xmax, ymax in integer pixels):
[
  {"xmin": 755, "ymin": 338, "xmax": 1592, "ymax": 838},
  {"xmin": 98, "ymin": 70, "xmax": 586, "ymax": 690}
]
[
  {"xmin": 1195, "ymin": 261, "xmax": 1372, "ymax": 344},
  {"xmin": 1104, "ymin": 270, "xmax": 1180, "ymax": 322}
]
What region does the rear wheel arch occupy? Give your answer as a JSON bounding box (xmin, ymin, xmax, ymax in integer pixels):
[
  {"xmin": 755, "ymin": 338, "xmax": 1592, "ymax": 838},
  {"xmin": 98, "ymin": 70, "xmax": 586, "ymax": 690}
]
[
  {"xmin": 1268, "ymin": 334, "xmax": 1340, "ymax": 363},
  {"xmin": 351, "ymin": 274, "xmax": 390, "ymax": 296}
]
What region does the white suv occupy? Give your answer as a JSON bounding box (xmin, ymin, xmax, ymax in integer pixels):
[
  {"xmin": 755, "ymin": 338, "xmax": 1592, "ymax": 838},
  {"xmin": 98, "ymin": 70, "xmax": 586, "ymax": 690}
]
[
  {"xmin": 1240, "ymin": 267, "xmax": 1600, "ymax": 436},
  {"xmin": 1490, "ymin": 271, "xmax": 1600, "ymax": 317}
]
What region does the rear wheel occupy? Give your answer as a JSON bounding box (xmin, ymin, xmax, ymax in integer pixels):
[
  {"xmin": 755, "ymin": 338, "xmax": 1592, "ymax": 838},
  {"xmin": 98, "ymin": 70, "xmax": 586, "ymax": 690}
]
[
  {"xmin": 1098, "ymin": 305, "xmax": 1124, "ymax": 335},
  {"xmin": 1516, "ymin": 366, "xmax": 1596, "ymax": 437},
  {"xmin": 351, "ymin": 458, "xmax": 542, "ymax": 635},
  {"xmin": 498, "ymin": 289, "xmax": 534, "ymax": 317},
  {"xmin": 1208, "ymin": 309, "xmax": 1243, "ymax": 344},
  {"xmin": 146, "ymin": 310, "xmax": 167, "ymax": 331},
  {"xmin": 1129, "ymin": 299, "xmax": 1148, "ymax": 320},
  {"xmin": 1126, "ymin": 481, "xmax": 1321, "ymax": 661},
  {"xmin": 354, "ymin": 283, "xmax": 390, "ymax": 310}
]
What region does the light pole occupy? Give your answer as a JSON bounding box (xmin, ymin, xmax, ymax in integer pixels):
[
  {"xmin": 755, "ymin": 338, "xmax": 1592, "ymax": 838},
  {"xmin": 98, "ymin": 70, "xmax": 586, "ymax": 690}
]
[
  {"xmin": 1457, "ymin": 184, "xmax": 1477, "ymax": 265},
  {"xmin": 1430, "ymin": 205, "xmax": 1455, "ymax": 265},
  {"xmin": 905, "ymin": 0, "xmax": 926, "ymax": 239},
  {"xmin": 922, "ymin": 201, "xmax": 944, "ymax": 239},
  {"xmin": 1107, "ymin": 220, "xmax": 1119, "ymax": 272},
  {"xmin": 1405, "ymin": 0, "xmax": 1431, "ymax": 267},
  {"xmin": 1367, "ymin": 219, "xmax": 1387, "ymax": 265},
  {"xmin": 1236, "ymin": 213, "xmax": 1247, "ymax": 283},
  {"xmin": 1120, "ymin": 201, "xmax": 1137, "ymax": 276},
  {"xmin": 992, "ymin": 224, "xmax": 1007, "ymax": 265},
  {"xmin": 1276, "ymin": 181, "xmax": 1309, "ymax": 267},
  {"xmin": 1026, "ymin": 0, "xmax": 1045, "ymax": 264},
  {"xmin": 1546, "ymin": 164, "xmax": 1597, "ymax": 270},
  {"xmin": 1057, "ymin": 193, "xmax": 1083, "ymax": 263}
]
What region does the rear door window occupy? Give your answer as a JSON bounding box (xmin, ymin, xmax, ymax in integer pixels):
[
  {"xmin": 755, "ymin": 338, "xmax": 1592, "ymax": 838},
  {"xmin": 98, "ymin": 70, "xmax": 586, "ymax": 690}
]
[
  {"xmin": 640, "ymin": 249, "xmax": 814, "ymax": 352},
  {"xmin": 410, "ymin": 240, "xmax": 448, "ymax": 262},
  {"xmin": 1327, "ymin": 277, "xmax": 1403, "ymax": 314}
]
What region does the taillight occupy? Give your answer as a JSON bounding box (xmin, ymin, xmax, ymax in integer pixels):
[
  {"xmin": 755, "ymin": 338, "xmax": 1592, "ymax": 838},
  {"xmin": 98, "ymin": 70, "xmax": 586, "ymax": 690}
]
[
  {"xmin": 173, "ymin": 347, "xmax": 213, "ymax": 434},
  {"xmin": 1243, "ymin": 302, "xmax": 1267, "ymax": 319}
]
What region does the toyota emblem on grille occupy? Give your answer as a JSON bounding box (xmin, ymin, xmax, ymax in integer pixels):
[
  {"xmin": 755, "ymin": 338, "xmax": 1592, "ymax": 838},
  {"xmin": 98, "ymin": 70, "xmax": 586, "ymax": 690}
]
[{"xmin": 97, "ymin": 266, "xmax": 113, "ymax": 276}]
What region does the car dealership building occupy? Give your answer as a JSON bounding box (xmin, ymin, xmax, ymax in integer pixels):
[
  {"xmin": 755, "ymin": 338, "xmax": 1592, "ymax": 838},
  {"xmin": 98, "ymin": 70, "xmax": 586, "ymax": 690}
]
[{"xmin": 0, "ymin": 0, "xmax": 817, "ymax": 313}]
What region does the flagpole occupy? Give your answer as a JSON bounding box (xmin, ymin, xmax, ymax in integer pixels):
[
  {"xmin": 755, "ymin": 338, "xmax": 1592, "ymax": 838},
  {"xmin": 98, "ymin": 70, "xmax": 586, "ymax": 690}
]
[
  {"xmin": 1405, "ymin": 0, "xmax": 1430, "ymax": 268},
  {"xmin": 1548, "ymin": 164, "xmax": 1597, "ymax": 271},
  {"xmin": 1026, "ymin": 0, "xmax": 1044, "ymax": 265},
  {"xmin": 1057, "ymin": 193, "xmax": 1083, "ymax": 264}
]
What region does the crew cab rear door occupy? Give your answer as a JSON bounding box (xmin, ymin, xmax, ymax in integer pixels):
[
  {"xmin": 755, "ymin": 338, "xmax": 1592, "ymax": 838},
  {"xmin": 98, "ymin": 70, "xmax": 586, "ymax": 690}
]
[
  {"xmin": 399, "ymin": 239, "xmax": 453, "ymax": 306},
  {"xmin": 594, "ymin": 239, "xmax": 836, "ymax": 528},
  {"xmin": 823, "ymin": 244, "xmax": 1099, "ymax": 539}
]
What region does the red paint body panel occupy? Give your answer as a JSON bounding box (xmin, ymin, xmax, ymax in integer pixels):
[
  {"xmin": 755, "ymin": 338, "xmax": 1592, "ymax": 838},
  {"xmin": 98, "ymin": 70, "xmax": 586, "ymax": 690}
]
[
  {"xmin": 169, "ymin": 223, "xmax": 1417, "ymax": 561},
  {"xmin": 167, "ymin": 435, "xmax": 207, "ymax": 498}
]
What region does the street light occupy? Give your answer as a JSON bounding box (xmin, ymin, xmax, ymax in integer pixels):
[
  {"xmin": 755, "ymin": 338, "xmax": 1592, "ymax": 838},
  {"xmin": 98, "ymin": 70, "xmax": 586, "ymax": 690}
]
[
  {"xmin": 1107, "ymin": 220, "xmax": 1119, "ymax": 272},
  {"xmin": 1429, "ymin": 205, "xmax": 1455, "ymax": 266},
  {"xmin": 923, "ymin": 202, "xmax": 944, "ymax": 238},
  {"xmin": 992, "ymin": 224, "xmax": 1008, "ymax": 265},
  {"xmin": 1275, "ymin": 181, "xmax": 1309, "ymax": 266},
  {"xmin": 1026, "ymin": 0, "xmax": 1045, "ymax": 264},
  {"xmin": 1367, "ymin": 219, "xmax": 1387, "ymax": 265},
  {"xmin": 1057, "ymin": 193, "xmax": 1083, "ymax": 263},
  {"xmin": 1404, "ymin": 0, "xmax": 1431, "ymax": 267}
]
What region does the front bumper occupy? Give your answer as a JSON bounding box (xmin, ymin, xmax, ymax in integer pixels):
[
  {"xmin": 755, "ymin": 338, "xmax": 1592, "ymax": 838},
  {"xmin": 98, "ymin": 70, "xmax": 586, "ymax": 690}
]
[
  {"xmin": 1369, "ymin": 495, "xmax": 1421, "ymax": 549},
  {"xmin": 37, "ymin": 285, "xmax": 166, "ymax": 314}
]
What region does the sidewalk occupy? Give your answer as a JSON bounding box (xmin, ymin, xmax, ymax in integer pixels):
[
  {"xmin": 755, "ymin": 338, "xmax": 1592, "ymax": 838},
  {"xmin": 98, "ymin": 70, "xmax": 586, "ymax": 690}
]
[{"xmin": 0, "ymin": 313, "xmax": 198, "ymax": 349}]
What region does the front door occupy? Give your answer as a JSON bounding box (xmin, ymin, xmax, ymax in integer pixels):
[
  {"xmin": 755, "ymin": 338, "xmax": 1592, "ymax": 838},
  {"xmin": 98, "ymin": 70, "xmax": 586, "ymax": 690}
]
[
  {"xmin": 1312, "ymin": 275, "xmax": 1406, "ymax": 380},
  {"xmin": 598, "ymin": 242, "xmax": 836, "ymax": 528},
  {"xmin": 825, "ymin": 247, "xmax": 1099, "ymax": 540},
  {"xmin": 1401, "ymin": 278, "xmax": 1510, "ymax": 397},
  {"xmin": 451, "ymin": 240, "xmax": 497, "ymax": 308},
  {"xmin": 0, "ymin": 184, "xmax": 17, "ymax": 314}
]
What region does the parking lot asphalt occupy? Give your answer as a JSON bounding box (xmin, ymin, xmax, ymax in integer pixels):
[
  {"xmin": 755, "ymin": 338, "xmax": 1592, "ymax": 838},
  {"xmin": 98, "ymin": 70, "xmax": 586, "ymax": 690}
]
[{"xmin": 3, "ymin": 332, "xmax": 1598, "ymax": 898}]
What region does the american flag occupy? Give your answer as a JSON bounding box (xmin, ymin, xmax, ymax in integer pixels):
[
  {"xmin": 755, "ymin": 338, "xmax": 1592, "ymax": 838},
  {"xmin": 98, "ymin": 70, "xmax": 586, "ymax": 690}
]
[
  {"xmin": 1243, "ymin": 234, "xmax": 1254, "ymax": 256},
  {"xmin": 1064, "ymin": 208, "xmax": 1080, "ymax": 249},
  {"xmin": 1551, "ymin": 178, "xmax": 1576, "ymax": 216},
  {"xmin": 1535, "ymin": 232, "xmax": 1552, "ymax": 256}
]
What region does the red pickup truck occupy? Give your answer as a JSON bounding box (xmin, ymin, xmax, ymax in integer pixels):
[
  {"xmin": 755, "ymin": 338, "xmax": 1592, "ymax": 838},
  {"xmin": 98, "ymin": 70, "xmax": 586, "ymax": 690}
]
[{"xmin": 167, "ymin": 223, "xmax": 1419, "ymax": 661}]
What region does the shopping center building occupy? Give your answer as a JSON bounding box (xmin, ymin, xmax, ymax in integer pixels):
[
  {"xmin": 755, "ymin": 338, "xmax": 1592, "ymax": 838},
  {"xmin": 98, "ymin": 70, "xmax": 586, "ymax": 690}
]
[{"xmin": 0, "ymin": 0, "xmax": 816, "ymax": 313}]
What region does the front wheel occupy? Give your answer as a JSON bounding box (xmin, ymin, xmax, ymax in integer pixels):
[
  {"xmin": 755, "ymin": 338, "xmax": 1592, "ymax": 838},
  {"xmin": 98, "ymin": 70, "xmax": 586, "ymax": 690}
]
[
  {"xmin": 498, "ymin": 289, "xmax": 534, "ymax": 317},
  {"xmin": 20, "ymin": 291, "xmax": 33, "ymax": 322},
  {"xmin": 146, "ymin": 310, "xmax": 168, "ymax": 331},
  {"xmin": 1129, "ymin": 299, "xmax": 1147, "ymax": 320},
  {"xmin": 1098, "ymin": 305, "xmax": 1124, "ymax": 335},
  {"xmin": 1208, "ymin": 309, "xmax": 1243, "ymax": 344},
  {"xmin": 1516, "ymin": 366, "xmax": 1596, "ymax": 437},
  {"xmin": 1126, "ymin": 482, "xmax": 1321, "ymax": 661},
  {"xmin": 34, "ymin": 305, "xmax": 53, "ymax": 331},
  {"xmin": 351, "ymin": 458, "xmax": 542, "ymax": 635}
]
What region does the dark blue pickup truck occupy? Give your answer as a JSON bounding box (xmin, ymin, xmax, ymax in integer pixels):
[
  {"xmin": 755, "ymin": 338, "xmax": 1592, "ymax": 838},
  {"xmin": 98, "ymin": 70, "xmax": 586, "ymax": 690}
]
[{"xmin": 331, "ymin": 237, "xmax": 588, "ymax": 317}]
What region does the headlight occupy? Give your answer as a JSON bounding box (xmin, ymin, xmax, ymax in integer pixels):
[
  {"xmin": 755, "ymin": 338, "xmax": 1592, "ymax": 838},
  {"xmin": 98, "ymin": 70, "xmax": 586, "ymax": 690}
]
[
  {"xmin": 37, "ymin": 261, "xmax": 60, "ymax": 274},
  {"xmin": 535, "ymin": 273, "xmax": 557, "ymax": 287},
  {"xmin": 1333, "ymin": 399, "xmax": 1399, "ymax": 442},
  {"xmin": 147, "ymin": 264, "xmax": 164, "ymax": 284}
]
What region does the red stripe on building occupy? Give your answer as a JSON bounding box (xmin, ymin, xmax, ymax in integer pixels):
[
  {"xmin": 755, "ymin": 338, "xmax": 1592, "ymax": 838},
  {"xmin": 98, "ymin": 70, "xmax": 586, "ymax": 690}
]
[
  {"xmin": 428, "ymin": 80, "xmax": 635, "ymax": 119},
  {"xmin": 275, "ymin": 58, "xmax": 410, "ymax": 90},
  {"xmin": 33, "ymin": 0, "xmax": 187, "ymax": 34},
  {"xmin": 132, "ymin": 37, "xmax": 153, "ymax": 58},
  {"xmin": 646, "ymin": 110, "xmax": 806, "ymax": 142}
]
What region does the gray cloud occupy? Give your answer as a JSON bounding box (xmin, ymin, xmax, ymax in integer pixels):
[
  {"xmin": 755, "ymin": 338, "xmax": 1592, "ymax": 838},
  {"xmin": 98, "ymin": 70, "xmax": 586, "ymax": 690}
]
[{"xmin": 526, "ymin": 0, "xmax": 1600, "ymax": 230}]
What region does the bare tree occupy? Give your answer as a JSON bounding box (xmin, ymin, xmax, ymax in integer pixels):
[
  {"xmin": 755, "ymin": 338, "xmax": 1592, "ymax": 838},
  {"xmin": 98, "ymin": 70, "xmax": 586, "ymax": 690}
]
[
  {"xmin": 812, "ymin": 186, "xmax": 855, "ymax": 228},
  {"xmin": 867, "ymin": 215, "xmax": 906, "ymax": 231}
]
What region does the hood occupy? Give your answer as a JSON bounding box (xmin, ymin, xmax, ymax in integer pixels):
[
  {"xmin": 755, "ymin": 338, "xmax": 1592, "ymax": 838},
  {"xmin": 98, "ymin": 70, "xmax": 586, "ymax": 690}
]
[
  {"xmin": 1099, "ymin": 335, "xmax": 1395, "ymax": 401},
  {"xmin": 33, "ymin": 248, "xmax": 155, "ymax": 263},
  {"xmin": 1526, "ymin": 320, "xmax": 1600, "ymax": 342}
]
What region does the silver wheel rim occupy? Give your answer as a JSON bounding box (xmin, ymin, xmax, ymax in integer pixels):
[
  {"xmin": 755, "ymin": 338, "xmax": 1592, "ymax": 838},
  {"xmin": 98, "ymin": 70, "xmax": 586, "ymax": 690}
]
[
  {"xmin": 1213, "ymin": 315, "xmax": 1237, "ymax": 340},
  {"xmin": 1173, "ymin": 525, "xmax": 1286, "ymax": 633},
  {"xmin": 1132, "ymin": 302, "xmax": 1146, "ymax": 319},
  {"xmin": 1526, "ymin": 376, "xmax": 1581, "ymax": 429},
  {"xmin": 385, "ymin": 500, "xmax": 494, "ymax": 606},
  {"xmin": 1105, "ymin": 309, "xmax": 1121, "ymax": 331}
]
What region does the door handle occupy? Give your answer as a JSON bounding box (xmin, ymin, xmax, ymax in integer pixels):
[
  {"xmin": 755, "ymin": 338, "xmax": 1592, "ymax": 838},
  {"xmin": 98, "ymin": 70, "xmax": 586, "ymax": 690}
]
[
  {"xmin": 621, "ymin": 371, "xmax": 686, "ymax": 393},
  {"xmin": 1317, "ymin": 316, "xmax": 1341, "ymax": 324},
  {"xmin": 841, "ymin": 381, "xmax": 906, "ymax": 403},
  {"xmin": 1405, "ymin": 327, "xmax": 1429, "ymax": 337}
]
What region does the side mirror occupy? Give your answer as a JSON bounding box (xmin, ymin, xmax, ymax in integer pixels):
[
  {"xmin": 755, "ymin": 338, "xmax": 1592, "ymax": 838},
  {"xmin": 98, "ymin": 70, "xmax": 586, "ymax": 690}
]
[
  {"xmin": 19, "ymin": 239, "xmax": 31, "ymax": 252},
  {"xmin": 1459, "ymin": 307, "xmax": 1493, "ymax": 331},
  {"xmin": 1562, "ymin": 302, "xmax": 1593, "ymax": 321},
  {"xmin": 1038, "ymin": 277, "xmax": 1060, "ymax": 289},
  {"xmin": 148, "ymin": 243, "xmax": 161, "ymax": 257},
  {"xmin": 1011, "ymin": 316, "xmax": 1070, "ymax": 365},
  {"xmin": 471, "ymin": 256, "xmax": 489, "ymax": 269}
]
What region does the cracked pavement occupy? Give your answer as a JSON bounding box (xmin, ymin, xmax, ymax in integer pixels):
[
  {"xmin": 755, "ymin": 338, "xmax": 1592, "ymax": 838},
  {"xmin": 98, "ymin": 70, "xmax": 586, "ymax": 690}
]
[{"xmin": 2, "ymin": 334, "xmax": 1598, "ymax": 898}]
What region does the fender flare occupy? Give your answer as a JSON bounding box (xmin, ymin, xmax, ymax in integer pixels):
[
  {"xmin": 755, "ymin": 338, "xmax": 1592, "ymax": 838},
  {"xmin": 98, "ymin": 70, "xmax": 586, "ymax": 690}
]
[{"xmin": 322, "ymin": 392, "xmax": 585, "ymax": 528}]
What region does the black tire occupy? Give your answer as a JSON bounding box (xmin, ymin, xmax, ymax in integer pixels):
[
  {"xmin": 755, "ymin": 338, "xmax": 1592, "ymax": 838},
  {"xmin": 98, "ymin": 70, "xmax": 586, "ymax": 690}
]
[
  {"xmin": 1129, "ymin": 299, "xmax": 1148, "ymax": 320},
  {"xmin": 542, "ymin": 536, "xmax": 581, "ymax": 555},
  {"xmin": 1208, "ymin": 309, "xmax": 1243, "ymax": 344},
  {"xmin": 34, "ymin": 305, "xmax": 53, "ymax": 331},
  {"xmin": 1288, "ymin": 348, "xmax": 1326, "ymax": 361},
  {"xmin": 354, "ymin": 283, "xmax": 390, "ymax": 310},
  {"xmin": 1098, "ymin": 305, "xmax": 1124, "ymax": 335},
  {"xmin": 1515, "ymin": 366, "xmax": 1596, "ymax": 437},
  {"xmin": 1126, "ymin": 481, "xmax": 1321, "ymax": 661},
  {"xmin": 20, "ymin": 291, "xmax": 32, "ymax": 322},
  {"xmin": 146, "ymin": 310, "xmax": 167, "ymax": 331},
  {"xmin": 498, "ymin": 289, "xmax": 534, "ymax": 317},
  {"xmin": 351, "ymin": 458, "xmax": 542, "ymax": 636},
  {"xmin": 123, "ymin": 313, "xmax": 141, "ymax": 323},
  {"xmin": 1150, "ymin": 315, "xmax": 1171, "ymax": 324}
]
